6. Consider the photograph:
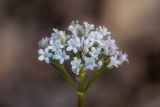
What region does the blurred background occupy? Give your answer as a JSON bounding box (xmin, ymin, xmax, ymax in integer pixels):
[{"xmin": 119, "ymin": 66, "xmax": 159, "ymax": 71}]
[{"xmin": 0, "ymin": 0, "xmax": 160, "ymax": 107}]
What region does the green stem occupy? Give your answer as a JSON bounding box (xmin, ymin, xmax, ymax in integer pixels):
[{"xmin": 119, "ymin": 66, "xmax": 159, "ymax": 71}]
[
  {"xmin": 63, "ymin": 69, "xmax": 77, "ymax": 89},
  {"xmin": 84, "ymin": 68, "xmax": 103, "ymax": 92},
  {"xmin": 76, "ymin": 69, "xmax": 86, "ymax": 107},
  {"xmin": 79, "ymin": 70, "xmax": 86, "ymax": 91},
  {"xmin": 51, "ymin": 63, "xmax": 77, "ymax": 89},
  {"xmin": 77, "ymin": 91, "xmax": 85, "ymax": 107}
]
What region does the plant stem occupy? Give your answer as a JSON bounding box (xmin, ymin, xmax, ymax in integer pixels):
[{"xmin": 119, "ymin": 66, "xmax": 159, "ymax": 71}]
[
  {"xmin": 79, "ymin": 70, "xmax": 86, "ymax": 91},
  {"xmin": 77, "ymin": 69, "xmax": 86, "ymax": 107},
  {"xmin": 77, "ymin": 91, "xmax": 85, "ymax": 107},
  {"xmin": 51, "ymin": 63, "xmax": 77, "ymax": 89},
  {"xmin": 84, "ymin": 68, "xmax": 103, "ymax": 92}
]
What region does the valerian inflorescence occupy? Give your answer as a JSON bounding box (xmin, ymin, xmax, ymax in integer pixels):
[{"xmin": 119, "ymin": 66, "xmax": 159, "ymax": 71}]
[{"xmin": 38, "ymin": 21, "xmax": 128, "ymax": 75}]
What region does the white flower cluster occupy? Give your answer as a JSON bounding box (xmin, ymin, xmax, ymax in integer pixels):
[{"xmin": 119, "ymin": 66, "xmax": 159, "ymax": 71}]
[{"xmin": 38, "ymin": 21, "xmax": 128, "ymax": 75}]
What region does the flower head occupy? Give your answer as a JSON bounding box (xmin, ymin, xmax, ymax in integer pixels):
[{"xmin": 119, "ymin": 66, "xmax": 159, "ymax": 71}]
[{"xmin": 38, "ymin": 21, "xmax": 128, "ymax": 75}]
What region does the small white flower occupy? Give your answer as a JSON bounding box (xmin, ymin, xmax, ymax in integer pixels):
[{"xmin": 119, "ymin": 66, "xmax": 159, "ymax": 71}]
[
  {"xmin": 103, "ymin": 36, "xmax": 118, "ymax": 56},
  {"xmin": 107, "ymin": 55, "xmax": 121, "ymax": 68},
  {"xmin": 59, "ymin": 31, "xmax": 66, "ymax": 42},
  {"xmin": 88, "ymin": 31, "xmax": 103, "ymax": 43},
  {"xmin": 51, "ymin": 29, "xmax": 66, "ymax": 42},
  {"xmin": 53, "ymin": 50, "xmax": 70, "ymax": 64},
  {"xmin": 39, "ymin": 37, "xmax": 50, "ymax": 48},
  {"xmin": 66, "ymin": 37, "xmax": 81, "ymax": 53},
  {"xmin": 118, "ymin": 51, "xmax": 129, "ymax": 64},
  {"xmin": 85, "ymin": 57, "xmax": 97, "ymax": 70},
  {"xmin": 98, "ymin": 26, "xmax": 111, "ymax": 36},
  {"xmin": 48, "ymin": 39, "xmax": 64, "ymax": 52},
  {"xmin": 82, "ymin": 38, "xmax": 94, "ymax": 53},
  {"xmin": 38, "ymin": 48, "xmax": 52, "ymax": 64},
  {"xmin": 50, "ymin": 28, "xmax": 60, "ymax": 41},
  {"xmin": 84, "ymin": 22, "xmax": 94, "ymax": 36},
  {"xmin": 71, "ymin": 57, "xmax": 82, "ymax": 75},
  {"xmin": 89, "ymin": 47, "xmax": 101, "ymax": 59},
  {"xmin": 68, "ymin": 21, "xmax": 82, "ymax": 36}
]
